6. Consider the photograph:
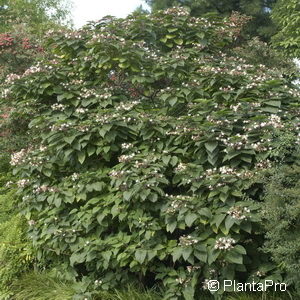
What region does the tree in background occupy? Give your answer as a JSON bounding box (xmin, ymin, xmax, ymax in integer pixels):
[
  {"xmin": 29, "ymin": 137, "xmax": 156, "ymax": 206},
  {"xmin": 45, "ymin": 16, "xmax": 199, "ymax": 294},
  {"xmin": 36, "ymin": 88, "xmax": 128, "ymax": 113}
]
[
  {"xmin": 0, "ymin": 0, "xmax": 72, "ymax": 161},
  {"xmin": 271, "ymin": 0, "xmax": 300, "ymax": 58},
  {"xmin": 145, "ymin": 0, "xmax": 278, "ymax": 41},
  {"xmin": 0, "ymin": 0, "xmax": 73, "ymax": 37}
]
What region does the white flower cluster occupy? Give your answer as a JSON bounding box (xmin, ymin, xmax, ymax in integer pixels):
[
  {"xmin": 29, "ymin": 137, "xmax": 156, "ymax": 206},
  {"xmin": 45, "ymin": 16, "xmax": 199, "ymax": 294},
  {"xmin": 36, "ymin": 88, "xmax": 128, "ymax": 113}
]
[
  {"xmin": 77, "ymin": 125, "xmax": 90, "ymax": 133},
  {"xmin": 202, "ymin": 279, "xmax": 211, "ymax": 290},
  {"xmin": 28, "ymin": 220, "xmax": 36, "ymax": 226},
  {"xmin": 116, "ymin": 101, "xmax": 139, "ymax": 111},
  {"xmin": 255, "ymin": 159, "xmax": 272, "ymax": 169},
  {"xmin": 214, "ymin": 237, "xmax": 236, "ymax": 250},
  {"xmin": 175, "ymin": 277, "xmax": 191, "ymax": 287},
  {"xmin": 75, "ymin": 108, "xmax": 88, "ymax": 114},
  {"xmin": 219, "ymin": 85, "xmax": 235, "ymax": 92},
  {"xmin": 206, "ymin": 115, "xmax": 232, "ymax": 126},
  {"xmin": 63, "ymin": 31, "xmax": 83, "ymax": 39},
  {"xmin": 217, "ymin": 133, "xmax": 249, "ymax": 150},
  {"xmin": 121, "ymin": 143, "xmax": 133, "ymax": 149},
  {"xmin": 23, "ymin": 65, "xmax": 43, "ymax": 76},
  {"xmin": 227, "ymin": 206, "xmax": 250, "ymax": 220},
  {"xmin": 50, "ymin": 123, "xmax": 71, "ymax": 131},
  {"xmin": 118, "ymin": 153, "xmax": 136, "ymax": 163},
  {"xmin": 22, "ymin": 195, "xmax": 30, "ymax": 201},
  {"xmin": 166, "ymin": 199, "xmax": 188, "ymax": 214},
  {"xmin": 71, "ymin": 173, "xmax": 79, "ymax": 181},
  {"xmin": 179, "ymin": 235, "xmax": 198, "ymax": 247},
  {"xmin": 51, "ymin": 103, "xmax": 66, "ymax": 111},
  {"xmin": 175, "ymin": 162, "xmax": 187, "ymax": 172},
  {"xmin": 109, "ymin": 170, "xmax": 126, "ymax": 178},
  {"xmin": 162, "ymin": 7, "xmax": 190, "ymax": 17},
  {"xmin": 133, "ymin": 156, "xmax": 156, "ymax": 169},
  {"xmin": 17, "ymin": 179, "xmax": 30, "ymax": 188},
  {"xmin": 245, "ymin": 115, "xmax": 283, "ymax": 132},
  {"xmin": 187, "ymin": 265, "xmax": 201, "ymax": 273},
  {"xmin": 5, "ymin": 181, "xmax": 13, "ymax": 187},
  {"xmin": 219, "ymin": 166, "xmax": 235, "ymax": 175},
  {"xmin": 166, "ymin": 125, "xmax": 194, "ymax": 136},
  {"xmin": 191, "ymin": 43, "xmax": 206, "ymax": 51},
  {"xmin": 198, "ymin": 167, "xmax": 254, "ymax": 183},
  {"xmin": 10, "ymin": 149, "xmax": 27, "ymax": 166},
  {"xmin": 33, "ymin": 185, "xmax": 56, "ymax": 194},
  {"xmin": 94, "ymin": 279, "xmax": 103, "ymax": 285},
  {"xmin": 27, "ymin": 155, "xmax": 44, "ymax": 167},
  {"xmin": 95, "ymin": 113, "xmax": 119, "ymax": 124},
  {"xmin": 256, "ymin": 270, "xmax": 265, "ymax": 277},
  {"xmin": 5, "ymin": 73, "xmax": 21, "ymax": 83},
  {"xmin": 39, "ymin": 145, "xmax": 47, "ymax": 152},
  {"xmin": 90, "ymin": 32, "xmax": 125, "ymax": 44},
  {"xmin": 1, "ymin": 88, "xmax": 11, "ymax": 98},
  {"xmin": 230, "ymin": 103, "xmax": 241, "ymax": 112}
]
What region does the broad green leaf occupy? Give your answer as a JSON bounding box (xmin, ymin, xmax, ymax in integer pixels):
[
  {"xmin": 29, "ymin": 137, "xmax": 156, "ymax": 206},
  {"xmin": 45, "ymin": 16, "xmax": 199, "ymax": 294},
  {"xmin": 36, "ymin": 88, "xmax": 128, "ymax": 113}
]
[
  {"xmin": 185, "ymin": 213, "xmax": 198, "ymax": 227},
  {"xmin": 135, "ymin": 249, "xmax": 147, "ymax": 264}
]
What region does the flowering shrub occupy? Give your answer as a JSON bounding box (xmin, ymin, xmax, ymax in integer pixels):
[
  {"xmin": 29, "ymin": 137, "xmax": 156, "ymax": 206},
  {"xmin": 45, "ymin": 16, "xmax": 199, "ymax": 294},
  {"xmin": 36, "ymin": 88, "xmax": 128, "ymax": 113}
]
[{"xmin": 2, "ymin": 8, "xmax": 300, "ymax": 299}]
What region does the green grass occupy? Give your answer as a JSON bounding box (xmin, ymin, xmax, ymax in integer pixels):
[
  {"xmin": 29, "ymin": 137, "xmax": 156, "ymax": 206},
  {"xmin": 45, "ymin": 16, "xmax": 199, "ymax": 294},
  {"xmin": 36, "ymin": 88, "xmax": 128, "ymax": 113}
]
[
  {"xmin": 10, "ymin": 272, "xmax": 74, "ymax": 300},
  {"xmin": 226, "ymin": 291, "xmax": 295, "ymax": 300},
  {"xmin": 10, "ymin": 272, "xmax": 298, "ymax": 300}
]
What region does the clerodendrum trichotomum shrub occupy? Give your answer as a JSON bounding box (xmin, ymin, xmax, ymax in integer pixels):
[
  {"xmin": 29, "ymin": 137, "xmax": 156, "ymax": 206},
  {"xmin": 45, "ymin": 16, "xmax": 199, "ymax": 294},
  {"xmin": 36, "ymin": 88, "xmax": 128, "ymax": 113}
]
[{"xmin": 2, "ymin": 7, "xmax": 300, "ymax": 300}]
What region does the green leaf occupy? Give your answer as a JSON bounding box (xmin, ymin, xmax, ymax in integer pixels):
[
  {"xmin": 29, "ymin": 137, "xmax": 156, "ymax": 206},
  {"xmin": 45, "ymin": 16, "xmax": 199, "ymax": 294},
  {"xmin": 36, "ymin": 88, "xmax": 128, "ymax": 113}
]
[
  {"xmin": 172, "ymin": 247, "xmax": 182, "ymax": 262},
  {"xmin": 225, "ymin": 250, "xmax": 243, "ymax": 264},
  {"xmin": 174, "ymin": 38, "xmax": 183, "ymax": 45},
  {"xmin": 135, "ymin": 249, "xmax": 147, "ymax": 264},
  {"xmin": 87, "ymin": 145, "xmax": 96, "ymax": 156},
  {"xmin": 147, "ymin": 250, "xmax": 157, "ymax": 261},
  {"xmin": 235, "ymin": 245, "xmax": 247, "ymax": 255},
  {"xmin": 194, "ymin": 244, "xmax": 207, "ymax": 262},
  {"xmin": 183, "ymin": 285, "xmax": 195, "ymax": 300},
  {"xmin": 205, "ymin": 141, "xmax": 218, "ymax": 153},
  {"xmin": 77, "ymin": 151, "xmax": 86, "ymax": 164},
  {"xmin": 207, "ymin": 248, "xmax": 220, "ymax": 265},
  {"xmin": 225, "ymin": 215, "xmax": 235, "ymax": 231},
  {"xmin": 169, "ymin": 97, "xmax": 177, "ymax": 106},
  {"xmin": 64, "ymin": 135, "xmax": 77, "ymax": 144},
  {"xmin": 214, "ymin": 214, "xmax": 226, "ymax": 228},
  {"xmin": 162, "ymin": 155, "xmax": 171, "ymax": 165},
  {"xmin": 264, "ymin": 100, "xmax": 281, "ymax": 107},
  {"xmin": 42, "ymin": 169, "xmax": 52, "ymax": 177},
  {"xmin": 185, "ymin": 213, "xmax": 198, "ymax": 227},
  {"xmin": 199, "ymin": 208, "xmax": 212, "ymax": 218},
  {"xmin": 166, "ymin": 222, "xmax": 177, "ymax": 233},
  {"xmin": 182, "ymin": 247, "xmax": 193, "ymax": 261},
  {"xmin": 240, "ymin": 222, "xmax": 252, "ymax": 233},
  {"xmin": 123, "ymin": 191, "xmax": 132, "ymax": 201}
]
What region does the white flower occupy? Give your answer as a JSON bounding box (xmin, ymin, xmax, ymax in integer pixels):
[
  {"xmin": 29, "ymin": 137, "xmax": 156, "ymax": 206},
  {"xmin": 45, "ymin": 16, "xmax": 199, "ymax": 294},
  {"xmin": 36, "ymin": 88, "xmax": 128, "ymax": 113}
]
[
  {"xmin": 214, "ymin": 237, "xmax": 236, "ymax": 250},
  {"xmin": 75, "ymin": 108, "xmax": 88, "ymax": 114},
  {"xmin": 17, "ymin": 179, "xmax": 30, "ymax": 188},
  {"xmin": 71, "ymin": 173, "xmax": 79, "ymax": 181}
]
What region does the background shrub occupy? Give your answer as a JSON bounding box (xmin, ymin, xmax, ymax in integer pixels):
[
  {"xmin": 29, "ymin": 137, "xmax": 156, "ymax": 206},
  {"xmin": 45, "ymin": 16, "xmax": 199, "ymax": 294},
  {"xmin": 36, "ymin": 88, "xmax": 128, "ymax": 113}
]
[
  {"xmin": 261, "ymin": 150, "xmax": 300, "ymax": 292},
  {"xmin": 0, "ymin": 185, "xmax": 34, "ymax": 299}
]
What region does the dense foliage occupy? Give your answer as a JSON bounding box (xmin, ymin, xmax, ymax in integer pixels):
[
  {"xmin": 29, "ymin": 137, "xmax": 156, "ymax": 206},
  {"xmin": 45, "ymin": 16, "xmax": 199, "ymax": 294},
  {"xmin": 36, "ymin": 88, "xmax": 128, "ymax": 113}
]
[
  {"xmin": 2, "ymin": 7, "xmax": 300, "ymax": 300},
  {"xmin": 0, "ymin": 31, "xmax": 44, "ymax": 79},
  {"xmin": 144, "ymin": 0, "xmax": 278, "ymax": 41},
  {"xmin": 0, "ymin": 172, "xmax": 34, "ymax": 298},
  {"xmin": 262, "ymin": 155, "xmax": 300, "ymax": 292},
  {"xmin": 271, "ymin": 0, "xmax": 300, "ymax": 57}
]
